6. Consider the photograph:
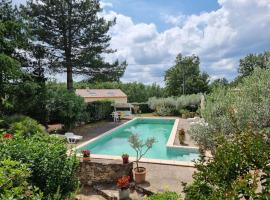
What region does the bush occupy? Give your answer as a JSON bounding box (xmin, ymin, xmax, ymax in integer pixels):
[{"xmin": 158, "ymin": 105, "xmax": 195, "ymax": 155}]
[
  {"xmin": 9, "ymin": 116, "xmax": 47, "ymax": 138},
  {"xmin": 46, "ymin": 88, "xmax": 87, "ymax": 130},
  {"xmin": 148, "ymin": 94, "xmax": 202, "ymax": 116},
  {"xmin": 0, "ymin": 159, "xmax": 43, "ymax": 199},
  {"xmin": 131, "ymin": 103, "xmax": 153, "ymax": 113},
  {"xmin": 189, "ymin": 68, "xmax": 270, "ymax": 151},
  {"xmin": 178, "ymin": 129, "xmax": 185, "ymax": 145},
  {"xmin": 184, "ymin": 129, "xmax": 270, "ymax": 199},
  {"xmin": 85, "ymin": 100, "xmax": 113, "ymax": 122},
  {"xmin": 0, "ymin": 134, "xmax": 79, "ymax": 199},
  {"xmin": 146, "ymin": 191, "xmax": 181, "ymax": 200}
]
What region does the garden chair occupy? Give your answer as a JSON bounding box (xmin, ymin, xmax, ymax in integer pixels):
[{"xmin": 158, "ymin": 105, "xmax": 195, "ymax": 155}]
[
  {"xmin": 64, "ymin": 132, "xmax": 83, "ymax": 144},
  {"xmin": 111, "ymin": 111, "xmax": 119, "ymax": 122}
]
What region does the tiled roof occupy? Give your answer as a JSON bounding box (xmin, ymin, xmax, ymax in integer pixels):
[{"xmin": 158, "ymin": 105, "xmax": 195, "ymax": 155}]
[{"xmin": 75, "ymin": 89, "xmax": 127, "ymax": 98}]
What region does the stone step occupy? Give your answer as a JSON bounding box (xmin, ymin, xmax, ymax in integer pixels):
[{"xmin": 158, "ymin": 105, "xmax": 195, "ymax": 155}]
[{"xmin": 76, "ymin": 194, "xmax": 107, "ymax": 200}]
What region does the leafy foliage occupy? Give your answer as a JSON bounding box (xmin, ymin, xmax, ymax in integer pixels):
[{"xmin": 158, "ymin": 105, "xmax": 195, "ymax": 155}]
[
  {"xmin": 128, "ymin": 133, "xmax": 156, "ymax": 170},
  {"xmin": 146, "ymin": 191, "xmax": 181, "ymax": 200},
  {"xmin": 184, "ymin": 129, "xmax": 270, "ymax": 199},
  {"xmin": 0, "ymin": 133, "xmax": 79, "ymax": 199},
  {"xmin": 46, "ymin": 87, "xmax": 87, "ymax": 130},
  {"xmin": 23, "ymin": 0, "xmax": 126, "ymax": 90},
  {"xmin": 165, "ymin": 54, "xmax": 209, "ymax": 96},
  {"xmin": 0, "ymin": 0, "xmax": 29, "ymax": 113},
  {"xmin": 148, "ymin": 94, "xmax": 201, "ymax": 116},
  {"xmin": 238, "ymin": 51, "xmax": 270, "ymax": 78},
  {"xmin": 85, "ymin": 100, "xmax": 113, "ymax": 122},
  {"xmin": 0, "ymin": 159, "xmax": 43, "ymax": 200},
  {"xmin": 189, "ymin": 68, "xmax": 270, "ymax": 150},
  {"xmin": 9, "ymin": 116, "xmax": 47, "ymax": 138},
  {"xmin": 132, "ymin": 103, "xmax": 153, "ymax": 113}
]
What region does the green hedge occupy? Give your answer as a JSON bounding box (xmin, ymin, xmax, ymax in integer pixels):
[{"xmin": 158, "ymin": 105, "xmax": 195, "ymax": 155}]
[
  {"xmin": 148, "ymin": 94, "xmax": 202, "ymax": 116},
  {"xmin": 132, "ymin": 103, "xmax": 153, "ymax": 113},
  {"xmin": 86, "ymin": 100, "xmax": 113, "ymax": 122},
  {"xmin": 0, "ymin": 134, "xmax": 79, "ymax": 199}
]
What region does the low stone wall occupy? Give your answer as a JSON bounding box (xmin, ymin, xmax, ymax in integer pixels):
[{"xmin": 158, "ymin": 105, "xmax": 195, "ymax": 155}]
[{"xmin": 77, "ymin": 160, "xmax": 133, "ymax": 185}]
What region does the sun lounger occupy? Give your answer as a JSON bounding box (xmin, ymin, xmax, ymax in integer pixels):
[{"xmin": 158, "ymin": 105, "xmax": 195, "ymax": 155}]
[{"xmin": 65, "ymin": 132, "xmax": 83, "ymax": 144}]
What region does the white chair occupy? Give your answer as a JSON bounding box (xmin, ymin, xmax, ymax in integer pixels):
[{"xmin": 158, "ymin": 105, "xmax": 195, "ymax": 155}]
[
  {"xmin": 111, "ymin": 112, "xmax": 119, "ymax": 122},
  {"xmin": 65, "ymin": 132, "xmax": 83, "ymax": 144}
]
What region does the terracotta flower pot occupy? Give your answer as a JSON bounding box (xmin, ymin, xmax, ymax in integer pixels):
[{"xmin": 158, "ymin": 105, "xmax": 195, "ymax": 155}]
[
  {"xmin": 122, "ymin": 156, "xmax": 129, "ymax": 164},
  {"xmin": 133, "ymin": 167, "xmax": 146, "ymax": 183},
  {"xmin": 119, "ymin": 188, "xmax": 130, "ymax": 200},
  {"xmin": 83, "ymin": 157, "xmax": 90, "ymax": 162}
]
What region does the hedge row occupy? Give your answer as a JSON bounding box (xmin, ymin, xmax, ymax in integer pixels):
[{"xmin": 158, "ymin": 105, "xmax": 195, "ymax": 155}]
[{"xmin": 86, "ymin": 100, "xmax": 113, "ymax": 122}]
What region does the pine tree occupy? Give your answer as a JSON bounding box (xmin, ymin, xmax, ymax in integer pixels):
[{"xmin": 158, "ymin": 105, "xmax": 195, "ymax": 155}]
[
  {"xmin": 0, "ymin": 0, "xmax": 28, "ymax": 113},
  {"xmin": 23, "ymin": 0, "xmax": 126, "ymax": 90}
]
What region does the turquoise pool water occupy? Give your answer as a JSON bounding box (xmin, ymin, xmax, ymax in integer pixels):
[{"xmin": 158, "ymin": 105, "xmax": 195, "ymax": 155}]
[{"xmin": 78, "ymin": 118, "xmax": 199, "ymax": 161}]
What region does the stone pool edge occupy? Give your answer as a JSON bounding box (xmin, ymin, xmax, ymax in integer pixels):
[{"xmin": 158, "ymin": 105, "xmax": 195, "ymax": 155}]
[{"xmin": 74, "ymin": 117, "xmax": 199, "ymax": 167}]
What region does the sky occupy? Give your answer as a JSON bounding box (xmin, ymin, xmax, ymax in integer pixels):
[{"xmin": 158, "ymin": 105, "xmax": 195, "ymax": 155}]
[{"xmin": 14, "ymin": 0, "xmax": 270, "ymax": 85}]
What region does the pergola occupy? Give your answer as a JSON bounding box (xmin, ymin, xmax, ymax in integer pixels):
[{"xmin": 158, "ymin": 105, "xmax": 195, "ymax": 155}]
[{"xmin": 114, "ymin": 103, "xmax": 134, "ymax": 117}]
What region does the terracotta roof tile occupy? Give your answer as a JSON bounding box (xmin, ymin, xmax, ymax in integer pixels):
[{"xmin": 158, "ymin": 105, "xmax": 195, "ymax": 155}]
[{"xmin": 75, "ymin": 89, "xmax": 127, "ymax": 98}]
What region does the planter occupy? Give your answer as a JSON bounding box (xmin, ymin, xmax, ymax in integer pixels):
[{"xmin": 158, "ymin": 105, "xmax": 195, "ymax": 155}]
[
  {"xmin": 134, "ymin": 167, "xmax": 146, "ymax": 183},
  {"xmin": 119, "ymin": 188, "xmax": 130, "ymax": 200},
  {"xmin": 122, "ymin": 156, "xmax": 129, "ymax": 164},
  {"xmin": 83, "ymin": 157, "xmax": 90, "ymax": 162}
]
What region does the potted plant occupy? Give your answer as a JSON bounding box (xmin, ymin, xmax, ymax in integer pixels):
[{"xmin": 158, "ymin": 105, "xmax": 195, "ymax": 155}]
[
  {"xmin": 122, "ymin": 153, "xmax": 129, "ymax": 164},
  {"xmin": 81, "ymin": 150, "xmax": 91, "ymax": 161},
  {"xmin": 128, "ymin": 133, "xmax": 156, "ymax": 183},
  {"xmin": 117, "ymin": 176, "xmax": 130, "ymax": 200},
  {"xmin": 178, "ymin": 128, "xmax": 185, "ymax": 145}
]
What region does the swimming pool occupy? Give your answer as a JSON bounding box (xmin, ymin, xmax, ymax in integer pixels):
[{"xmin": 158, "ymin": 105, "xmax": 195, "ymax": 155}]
[{"xmin": 77, "ymin": 118, "xmax": 200, "ymax": 165}]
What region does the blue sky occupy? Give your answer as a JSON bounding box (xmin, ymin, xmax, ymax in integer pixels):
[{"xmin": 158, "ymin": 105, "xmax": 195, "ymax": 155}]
[
  {"xmin": 102, "ymin": 0, "xmax": 220, "ymax": 31},
  {"xmin": 14, "ymin": 0, "xmax": 270, "ymax": 84}
]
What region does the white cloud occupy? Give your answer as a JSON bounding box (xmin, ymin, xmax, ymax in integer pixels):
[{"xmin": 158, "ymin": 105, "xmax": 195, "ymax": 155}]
[
  {"xmin": 100, "ymin": 1, "xmax": 113, "ymax": 8},
  {"xmin": 161, "ymin": 14, "xmax": 186, "ymax": 26},
  {"xmin": 103, "ymin": 0, "xmax": 270, "ymax": 84}
]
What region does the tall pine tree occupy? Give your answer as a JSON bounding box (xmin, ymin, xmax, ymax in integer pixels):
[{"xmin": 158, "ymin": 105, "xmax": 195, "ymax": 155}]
[
  {"xmin": 23, "ymin": 0, "xmax": 126, "ymax": 90},
  {"xmin": 0, "ymin": 0, "xmax": 29, "ymax": 114}
]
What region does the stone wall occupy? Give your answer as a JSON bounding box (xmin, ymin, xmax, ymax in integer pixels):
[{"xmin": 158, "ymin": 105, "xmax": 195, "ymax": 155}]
[{"xmin": 77, "ymin": 160, "xmax": 133, "ymax": 185}]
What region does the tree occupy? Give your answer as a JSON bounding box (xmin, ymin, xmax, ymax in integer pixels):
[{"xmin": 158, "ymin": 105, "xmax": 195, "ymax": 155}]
[
  {"xmin": 165, "ymin": 54, "xmax": 209, "ymax": 96},
  {"xmin": 0, "ymin": 0, "xmax": 28, "ymax": 114},
  {"xmin": 189, "ymin": 68, "xmax": 270, "ymax": 151},
  {"xmin": 238, "ymin": 51, "xmax": 270, "ymax": 78},
  {"xmin": 23, "ymin": 0, "xmax": 126, "ymax": 90},
  {"xmin": 209, "ymin": 78, "xmax": 229, "ymax": 91},
  {"xmin": 184, "ymin": 130, "xmax": 270, "ymax": 199}
]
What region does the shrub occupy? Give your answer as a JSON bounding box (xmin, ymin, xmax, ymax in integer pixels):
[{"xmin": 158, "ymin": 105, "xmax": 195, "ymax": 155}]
[
  {"xmin": 146, "ymin": 191, "xmax": 181, "ymax": 200},
  {"xmin": 148, "ymin": 94, "xmax": 202, "ymax": 116},
  {"xmin": 0, "ymin": 159, "xmax": 43, "ymax": 199},
  {"xmin": 156, "ymin": 102, "xmax": 176, "ymax": 116},
  {"xmin": 184, "ymin": 129, "xmax": 270, "ymax": 199},
  {"xmin": 178, "ymin": 129, "xmax": 185, "ymax": 145},
  {"xmin": 189, "ymin": 68, "xmax": 270, "ymax": 151},
  {"xmin": 131, "ymin": 103, "xmax": 152, "ymax": 113},
  {"xmin": 85, "ymin": 100, "xmax": 113, "ymax": 122},
  {"xmin": 0, "ymin": 134, "xmax": 79, "ymax": 199},
  {"xmin": 9, "ymin": 116, "xmax": 47, "ymax": 138},
  {"xmin": 46, "ymin": 88, "xmax": 87, "ymax": 130}
]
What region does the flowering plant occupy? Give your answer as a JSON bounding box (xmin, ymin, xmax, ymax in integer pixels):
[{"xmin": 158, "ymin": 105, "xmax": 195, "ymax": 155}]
[
  {"xmin": 122, "ymin": 153, "xmax": 129, "ymax": 158},
  {"xmin": 81, "ymin": 150, "xmax": 90, "ymax": 157},
  {"xmin": 117, "ymin": 176, "xmax": 130, "ymax": 189},
  {"xmin": 3, "ymin": 133, "xmax": 13, "ymax": 139}
]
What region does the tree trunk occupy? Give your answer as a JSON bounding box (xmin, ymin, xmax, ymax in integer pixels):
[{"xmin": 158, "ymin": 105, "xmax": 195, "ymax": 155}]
[
  {"xmin": 67, "ymin": 63, "xmax": 73, "ymax": 91},
  {"xmin": 66, "ymin": 0, "xmax": 73, "ymax": 91}
]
